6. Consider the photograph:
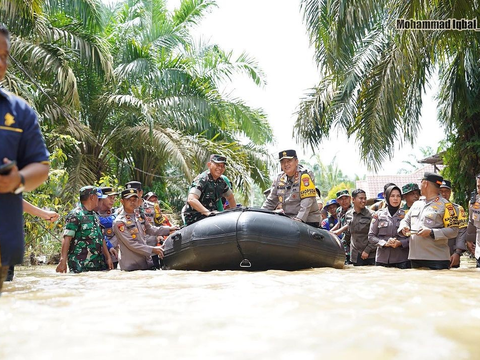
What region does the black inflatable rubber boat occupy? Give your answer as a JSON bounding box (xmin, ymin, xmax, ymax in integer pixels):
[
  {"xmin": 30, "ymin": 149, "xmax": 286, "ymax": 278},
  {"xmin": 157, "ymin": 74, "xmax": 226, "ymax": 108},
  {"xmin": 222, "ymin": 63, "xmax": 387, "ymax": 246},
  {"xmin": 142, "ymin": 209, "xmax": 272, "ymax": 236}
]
[{"xmin": 163, "ymin": 208, "xmax": 345, "ymax": 271}]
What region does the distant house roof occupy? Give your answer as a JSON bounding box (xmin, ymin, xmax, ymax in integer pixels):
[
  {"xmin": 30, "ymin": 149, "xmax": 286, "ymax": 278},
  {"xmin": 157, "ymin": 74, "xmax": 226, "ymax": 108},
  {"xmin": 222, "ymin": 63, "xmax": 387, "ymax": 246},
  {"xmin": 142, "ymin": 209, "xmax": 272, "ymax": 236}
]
[
  {"xmin": 356, "ymin": 164, "xmax": 438, "ymax": 199},
  {"xmin": 418, "ymin": 151, "xmax": 445, "ymax": 172}
]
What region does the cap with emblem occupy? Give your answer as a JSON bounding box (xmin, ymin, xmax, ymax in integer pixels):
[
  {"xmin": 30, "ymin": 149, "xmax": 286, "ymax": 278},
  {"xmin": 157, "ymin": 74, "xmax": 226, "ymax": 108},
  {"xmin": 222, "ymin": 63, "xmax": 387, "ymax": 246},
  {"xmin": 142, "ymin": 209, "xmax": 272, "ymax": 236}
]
[
  {"xmin": 440, "ymin": 180, "xmax": 452, "ymax": 189},
  {"xmin": 336, "ymin": 189, "xmax": 350, "ymax": 199},
  {"xmin": 402, "ymin": 183, "xmax": 420, "ymax": 195},
  {"xmin": 278, "ymin": 149, "xmax": 297, "ymax": 161},
  {"xmin": 79, "ymin": 186, "xmax": 107, "ymax": 199},
  {"xmin": 210, "ymin": 154, "xmax": 227, "ymax": 164},
  {"xmin": 422, "ymin": 172, "xmax": 443, "ymax": 186},
  {"xmin": 121, "ymin": 188, "xmax": 139, "ymax": 199},
  {"xmin": 100, "ymin": 186, "xmax": 118, "ymax": 196},
  {"xmin": 144, "ymin": 191, "xmax": 157, "ymax": 200},
  {"xmin": 125, "ymin": 181, "xmax": 142, "ymax": 190}
]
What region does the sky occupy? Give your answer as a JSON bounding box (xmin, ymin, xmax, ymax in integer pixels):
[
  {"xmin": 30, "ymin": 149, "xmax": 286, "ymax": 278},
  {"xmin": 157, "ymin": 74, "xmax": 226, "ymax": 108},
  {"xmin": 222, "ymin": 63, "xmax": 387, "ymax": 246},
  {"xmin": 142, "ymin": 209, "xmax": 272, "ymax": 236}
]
[
  {"xmin": 166, "ymin": 0, "xmax": 447, "ymax": 177},
  {"xmin": 117, "ymin": 0, "xmax": 447, "ymax": 178}
]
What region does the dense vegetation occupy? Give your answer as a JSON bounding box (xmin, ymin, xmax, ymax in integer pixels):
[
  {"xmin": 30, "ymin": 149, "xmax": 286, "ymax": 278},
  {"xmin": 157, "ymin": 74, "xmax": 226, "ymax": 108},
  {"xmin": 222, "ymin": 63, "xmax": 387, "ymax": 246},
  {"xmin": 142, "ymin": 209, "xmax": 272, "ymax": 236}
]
[
  {"xmin": 296, "ymin": 0, "xmax": 480, "ymax": 207},
  {"xmin": 1, "ymin": 0, "xmax": 274, "ymax": 259}
]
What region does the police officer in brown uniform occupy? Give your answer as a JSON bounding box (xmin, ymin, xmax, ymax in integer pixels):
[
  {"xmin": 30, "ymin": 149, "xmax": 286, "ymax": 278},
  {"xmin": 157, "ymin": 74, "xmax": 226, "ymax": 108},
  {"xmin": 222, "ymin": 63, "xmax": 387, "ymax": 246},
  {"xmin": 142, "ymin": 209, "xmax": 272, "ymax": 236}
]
[
  {"xmin": 346, "ymin": 189, "xmax": 374, "ymax": 266},
  {"xmin": 113, "ymin": 189, "xmax": 177, "ymax": 271},
  {"xmin": 399, "ymin": 172, "xmax": 459, "ymax": 270},
  {"xmin": 439, "ymin": 180, "xmax": 467, "ymax": 268},
  {"xmin": 262, "ymin": 150, "xmax": 320, "ymax": 227},
  {"xmin": 466, "ymin": 174, "xmax": 480, "ymax": 268}
]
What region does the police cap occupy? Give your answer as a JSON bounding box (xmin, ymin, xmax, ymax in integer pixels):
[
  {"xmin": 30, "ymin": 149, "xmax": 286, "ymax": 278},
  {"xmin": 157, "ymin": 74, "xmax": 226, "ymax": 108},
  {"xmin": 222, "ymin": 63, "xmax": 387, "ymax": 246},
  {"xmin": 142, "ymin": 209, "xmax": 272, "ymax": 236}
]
[
  {"xmin": 125, "ymin": 181, "xmax": 142, "ymax": 190},
  {"xmin": 121, "ymin": 188, "xmax": 139, "ymax": 199},
  {"xmin": 279, "ymin": 149, "xmax": 297, "ymax": 161},
  {"xmin": 100, "ymin": 186, "xmax": 118, "ymax": 196},
  {"xmin": 144, "ymin": 191, "xmax": 157, "ymax": 200},
  {"xmin": 440, "ymin": 180, "xmax": 452, "ymax": 189},
  {"xmin": 422, "ymin": 172, "xmax": 443, "ymax": 186},
  {"xmin": 210, "ymin": 154, "xmax": 227, "ymax": 164}
]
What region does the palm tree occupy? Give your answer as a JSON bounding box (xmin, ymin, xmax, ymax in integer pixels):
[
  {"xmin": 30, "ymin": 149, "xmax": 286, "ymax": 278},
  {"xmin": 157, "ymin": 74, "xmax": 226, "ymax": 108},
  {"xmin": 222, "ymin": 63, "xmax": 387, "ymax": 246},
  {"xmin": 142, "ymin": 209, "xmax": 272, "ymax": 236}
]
[
  {"xmin": 296, "ymin": 0, "xmax": 480, "ymax": 206},
  {"xmin": 103, "ymin": 0, "xmax": 273, "ymax": 201}
]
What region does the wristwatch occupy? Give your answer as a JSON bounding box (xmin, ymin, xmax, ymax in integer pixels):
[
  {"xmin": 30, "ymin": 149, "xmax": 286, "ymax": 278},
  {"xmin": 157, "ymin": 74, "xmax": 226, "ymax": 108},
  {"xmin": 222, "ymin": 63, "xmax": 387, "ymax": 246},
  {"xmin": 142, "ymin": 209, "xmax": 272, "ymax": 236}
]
[
  {"xmin": 14, "ymin": 174, "xmax": 25, "ymax": 194},
  {"xmin": 429, "ymin": 229, "xmax": 435, "ymax": 239}
]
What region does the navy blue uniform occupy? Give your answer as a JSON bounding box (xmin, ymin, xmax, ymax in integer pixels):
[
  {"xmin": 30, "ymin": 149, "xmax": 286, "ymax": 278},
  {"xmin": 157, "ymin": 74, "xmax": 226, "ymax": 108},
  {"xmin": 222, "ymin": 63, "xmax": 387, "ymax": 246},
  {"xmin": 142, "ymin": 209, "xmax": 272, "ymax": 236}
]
[{"xmin": 0, "ymin": 88, "xmax": 50, "ymax": 266}]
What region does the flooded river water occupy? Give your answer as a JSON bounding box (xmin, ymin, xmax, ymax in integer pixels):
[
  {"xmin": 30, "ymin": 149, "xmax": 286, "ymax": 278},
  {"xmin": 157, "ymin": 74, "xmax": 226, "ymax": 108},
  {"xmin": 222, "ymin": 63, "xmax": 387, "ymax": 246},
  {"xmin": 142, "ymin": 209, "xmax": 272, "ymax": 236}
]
[{"xmin": 1, "ymin": 261, "xmax": 480, "ymax": 360}]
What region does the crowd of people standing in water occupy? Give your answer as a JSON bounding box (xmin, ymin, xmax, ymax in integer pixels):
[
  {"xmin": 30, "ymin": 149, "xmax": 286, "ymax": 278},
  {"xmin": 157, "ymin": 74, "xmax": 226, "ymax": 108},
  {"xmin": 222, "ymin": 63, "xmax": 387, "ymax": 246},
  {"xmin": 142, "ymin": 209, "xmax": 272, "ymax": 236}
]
[
  {"xmin": 262, "ymin": 149, "xmax": 480, "ymax": 271},
  {"xmin": 1, "ymin": 21, "xmax": 480, "ymax": 294},
  {"xmin": 2, "ymin": 148, "xmax": 480, "ymax": 288}
]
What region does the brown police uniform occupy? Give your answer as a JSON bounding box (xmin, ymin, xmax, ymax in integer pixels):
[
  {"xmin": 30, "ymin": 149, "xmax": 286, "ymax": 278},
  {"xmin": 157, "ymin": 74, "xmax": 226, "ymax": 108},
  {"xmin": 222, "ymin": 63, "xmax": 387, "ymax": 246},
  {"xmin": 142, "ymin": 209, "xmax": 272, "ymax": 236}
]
[
  {"xmin": 466, "ymin": 194, "xmax": 480, "ymax": 266},
  {"xmin": 399, "ymin": 196, "xmax": 459, "ymax": 262},
  {"xmin": 262, "ymin": 164, "xmax": 320, "ymax": 224},
  {"xmin": 113, "ymin": 191, "xmax": 171, "ymax": 271}
]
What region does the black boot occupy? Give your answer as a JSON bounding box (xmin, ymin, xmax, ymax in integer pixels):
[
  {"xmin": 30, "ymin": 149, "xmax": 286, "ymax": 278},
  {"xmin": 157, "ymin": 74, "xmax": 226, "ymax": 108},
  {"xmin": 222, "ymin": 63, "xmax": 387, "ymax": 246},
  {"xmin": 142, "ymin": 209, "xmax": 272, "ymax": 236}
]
[{"xmin": 6, "ymin": 265, "xmax": 14, "ymax": 282}]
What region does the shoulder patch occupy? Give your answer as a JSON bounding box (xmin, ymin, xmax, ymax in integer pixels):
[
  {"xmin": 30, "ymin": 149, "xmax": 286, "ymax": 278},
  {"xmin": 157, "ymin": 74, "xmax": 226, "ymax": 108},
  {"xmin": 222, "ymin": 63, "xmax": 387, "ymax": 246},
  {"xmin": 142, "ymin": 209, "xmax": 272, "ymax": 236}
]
[{"xmin": 299, "ymin": 173, "xmax": 316, "ymax": 199}]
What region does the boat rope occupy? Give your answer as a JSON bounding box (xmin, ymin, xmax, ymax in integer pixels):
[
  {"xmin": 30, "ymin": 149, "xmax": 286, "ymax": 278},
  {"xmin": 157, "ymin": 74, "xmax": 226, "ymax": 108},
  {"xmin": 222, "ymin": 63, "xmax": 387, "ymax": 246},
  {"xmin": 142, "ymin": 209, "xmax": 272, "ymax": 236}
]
[{"xmin": 235, "ymin": 208, "xmax": 251, "ymax": 268}]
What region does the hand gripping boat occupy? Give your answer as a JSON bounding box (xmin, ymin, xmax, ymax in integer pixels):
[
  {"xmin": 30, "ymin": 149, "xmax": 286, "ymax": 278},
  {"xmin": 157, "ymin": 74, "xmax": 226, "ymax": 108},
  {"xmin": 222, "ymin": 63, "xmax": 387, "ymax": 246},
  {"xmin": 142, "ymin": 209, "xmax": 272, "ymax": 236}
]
[{"xmin": 163, "ymin": 208, "xmax": 345, "ymax": 271}]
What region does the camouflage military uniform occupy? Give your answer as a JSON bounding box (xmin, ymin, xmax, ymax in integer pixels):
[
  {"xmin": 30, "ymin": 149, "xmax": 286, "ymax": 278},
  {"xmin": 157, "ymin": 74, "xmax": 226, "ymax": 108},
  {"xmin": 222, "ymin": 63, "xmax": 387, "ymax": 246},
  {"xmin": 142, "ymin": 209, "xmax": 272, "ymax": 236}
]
[
  {"xmin": 63, "ymin": 204, "xmax": 106, "ymax": 273},
  {"xmin": 184, "ymin": 170, "xmax": 232, "ymax": 225},
  {"xmin": 337, "ymin": 203, "xmax": 353, "ymax": 257}
]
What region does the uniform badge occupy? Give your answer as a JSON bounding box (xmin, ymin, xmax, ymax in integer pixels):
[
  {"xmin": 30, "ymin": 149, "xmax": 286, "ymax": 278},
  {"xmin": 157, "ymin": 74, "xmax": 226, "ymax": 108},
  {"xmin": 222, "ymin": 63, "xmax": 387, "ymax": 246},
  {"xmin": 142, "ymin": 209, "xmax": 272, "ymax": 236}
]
[
  {"xmin": 303, "ymin": 177, "xmax": 310, "ymax": 187},
  {"xmin": 106, "ymin": 229, "xmax": 112, "ymax": 235},
  {"xmin": 4, "ymin": 113, "xmax": 15, "ymax": 126},
  {"xmin": 118, "ymin": 223, "xmax": 125, "ymax": 232}
]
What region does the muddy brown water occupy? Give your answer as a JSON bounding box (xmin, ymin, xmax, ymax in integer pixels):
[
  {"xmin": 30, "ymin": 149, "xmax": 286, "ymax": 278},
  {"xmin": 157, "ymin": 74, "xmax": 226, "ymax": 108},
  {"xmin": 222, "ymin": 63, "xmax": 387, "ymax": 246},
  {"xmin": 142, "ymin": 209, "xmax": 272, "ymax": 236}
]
[{"xmin": 1, "ymin": 260, "xmax": 480, "ymax": 360}]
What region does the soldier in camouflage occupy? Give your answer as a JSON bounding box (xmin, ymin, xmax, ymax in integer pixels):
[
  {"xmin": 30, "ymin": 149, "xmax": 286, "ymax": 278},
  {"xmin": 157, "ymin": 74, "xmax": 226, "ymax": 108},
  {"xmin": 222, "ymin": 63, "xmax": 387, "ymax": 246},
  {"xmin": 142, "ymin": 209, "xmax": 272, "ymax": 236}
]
[
  {"xmin": 184, "ymin": 154, "xmax": 237, "ymax": 226},
  {"xmin": 56, "ymin": 186, "xmax": 113, "ymax": 273},
  {"xmin": 401, "ymin": 183, "xmax": 421, "ymax": 212},
  {"xmin": 330, "ymin": 189, "xmax": 353, "ymax": 264}
]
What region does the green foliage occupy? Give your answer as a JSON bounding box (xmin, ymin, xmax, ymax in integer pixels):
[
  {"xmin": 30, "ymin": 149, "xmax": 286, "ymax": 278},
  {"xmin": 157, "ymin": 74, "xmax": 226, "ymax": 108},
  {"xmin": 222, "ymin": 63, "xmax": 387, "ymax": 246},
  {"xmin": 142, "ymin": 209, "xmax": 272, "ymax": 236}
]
[
  {"xmin": 297, "ymin": 0, "xmax": 480, "ymax": 203},
  {"xmin": 301, "ymin": 155, "xmax": 356, "ymax": 200},
  {"xmin": 442, "ymin": 119, "xmax": 480, "ymax": 209},
  {"xmin": 23, "ymin": 150, "xmax": 72, "ymax": 259},
  {"xmin": 326, "ymin": 182, "xmax": 353, "ymax": 202},
  {"xmin": 1, "ymin": 0, "xmax": 276, "ymax": 258}
]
